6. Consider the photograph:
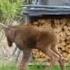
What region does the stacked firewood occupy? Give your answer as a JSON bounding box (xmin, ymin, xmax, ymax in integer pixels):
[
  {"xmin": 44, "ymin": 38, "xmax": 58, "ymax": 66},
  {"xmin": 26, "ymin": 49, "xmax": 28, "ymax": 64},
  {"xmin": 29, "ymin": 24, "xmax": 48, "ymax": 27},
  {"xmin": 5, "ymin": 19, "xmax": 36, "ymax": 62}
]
[{"xmin": 31, "ymin": 18, "xmax": 70, "ymax": 62}]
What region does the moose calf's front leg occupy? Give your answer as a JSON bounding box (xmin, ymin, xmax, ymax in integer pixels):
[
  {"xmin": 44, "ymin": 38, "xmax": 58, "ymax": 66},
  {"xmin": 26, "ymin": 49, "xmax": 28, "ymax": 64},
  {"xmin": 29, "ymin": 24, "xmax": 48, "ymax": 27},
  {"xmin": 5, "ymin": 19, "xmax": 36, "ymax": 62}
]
[{"xmin": 20, "ymin": 48, "xmax": 32, "ymax": 70}]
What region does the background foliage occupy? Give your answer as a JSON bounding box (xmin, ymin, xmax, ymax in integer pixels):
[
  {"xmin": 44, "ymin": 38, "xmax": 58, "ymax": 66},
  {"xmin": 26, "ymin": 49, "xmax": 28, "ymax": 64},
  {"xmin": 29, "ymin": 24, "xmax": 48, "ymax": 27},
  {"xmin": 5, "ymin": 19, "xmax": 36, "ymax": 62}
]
[{"xmin": 0, "ymin": 0, "xmax": 24, "ymax": 23}]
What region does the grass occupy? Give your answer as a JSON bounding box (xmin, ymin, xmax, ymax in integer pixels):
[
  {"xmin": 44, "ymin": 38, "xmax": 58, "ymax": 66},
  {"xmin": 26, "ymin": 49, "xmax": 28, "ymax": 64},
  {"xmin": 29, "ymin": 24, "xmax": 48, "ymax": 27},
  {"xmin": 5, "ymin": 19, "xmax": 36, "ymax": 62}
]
[
  {"xmin": 0, "ymin": 0, "xmax": 24, "ymax": 23},
  {"xmin": 0, "ymin": 63, "xmax": 70, "ymax": 70},
  {"xmin": 0, "ymin": 63, "xmax": 18, "ymax": 70},
  {"xmin": 29, "ymin": 65, "xmax": 62, "ymax": 70}
]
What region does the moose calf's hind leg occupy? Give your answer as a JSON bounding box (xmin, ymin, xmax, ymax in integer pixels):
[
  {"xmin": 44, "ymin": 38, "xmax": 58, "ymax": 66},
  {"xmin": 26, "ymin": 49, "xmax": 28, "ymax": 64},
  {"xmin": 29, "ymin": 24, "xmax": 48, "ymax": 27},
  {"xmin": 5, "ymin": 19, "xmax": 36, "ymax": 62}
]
[
  {"xmin": 20, "ymin": 48, "xmax": 32, "ymax": 70},
  {"xmin": 58, "ymin": 58, "xmax": 64, "ymax": 70},
  {"xmin": 51, "ymin": 43, "xmax": 62, "ymax": 58},
  {"xmin": 51, "ymin": 44, "xmax": 64, "ymax": 70},
  {"xmin": 48, "ymin": 48, "xmax": 64, "ymax": 70}
]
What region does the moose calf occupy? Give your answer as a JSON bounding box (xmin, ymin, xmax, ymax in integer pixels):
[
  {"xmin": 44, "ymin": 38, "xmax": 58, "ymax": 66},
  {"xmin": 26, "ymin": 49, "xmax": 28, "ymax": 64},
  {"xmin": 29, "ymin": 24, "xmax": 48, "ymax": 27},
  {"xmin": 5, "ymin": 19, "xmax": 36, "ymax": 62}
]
[{"xmin": 3, "ymin": 24, "xmax": 64, "ymax": 70}]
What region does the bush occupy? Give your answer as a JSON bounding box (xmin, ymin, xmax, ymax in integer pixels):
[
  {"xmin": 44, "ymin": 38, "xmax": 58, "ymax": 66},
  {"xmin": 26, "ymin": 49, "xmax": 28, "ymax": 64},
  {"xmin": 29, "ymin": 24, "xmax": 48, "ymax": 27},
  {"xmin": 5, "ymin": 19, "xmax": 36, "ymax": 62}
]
[{"xmin": 0, "ymin": 0, "xmax": 24, "ymax": 23}]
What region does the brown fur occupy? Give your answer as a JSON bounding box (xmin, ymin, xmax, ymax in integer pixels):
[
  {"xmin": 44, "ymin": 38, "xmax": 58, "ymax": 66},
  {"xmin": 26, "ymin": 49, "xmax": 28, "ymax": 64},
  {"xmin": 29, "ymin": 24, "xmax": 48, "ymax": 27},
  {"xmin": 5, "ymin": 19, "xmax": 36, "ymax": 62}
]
[{"xmin": 4, "ymin": 24, "xmax": 64, "ymax": 70}]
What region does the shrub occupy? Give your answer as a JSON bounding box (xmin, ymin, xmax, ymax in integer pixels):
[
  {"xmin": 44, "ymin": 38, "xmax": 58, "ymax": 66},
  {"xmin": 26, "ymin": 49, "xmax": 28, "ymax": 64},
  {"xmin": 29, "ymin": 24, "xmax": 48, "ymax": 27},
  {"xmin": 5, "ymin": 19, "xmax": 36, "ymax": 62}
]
[{"xmin": 0, "ymin": 0, "xmax": 24, "ymax": 23}]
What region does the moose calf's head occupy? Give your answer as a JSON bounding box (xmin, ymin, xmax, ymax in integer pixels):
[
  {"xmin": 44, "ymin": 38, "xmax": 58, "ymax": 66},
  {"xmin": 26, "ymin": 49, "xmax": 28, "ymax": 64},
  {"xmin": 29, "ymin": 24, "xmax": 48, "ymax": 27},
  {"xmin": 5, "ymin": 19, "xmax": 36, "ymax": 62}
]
[
  {"xmin": 4, "ymin": 26, "xmax": 17, "ymax": 47},
  {"xmin": 0, "ymin": 23, "xmax": 17, "ymax": 47}
]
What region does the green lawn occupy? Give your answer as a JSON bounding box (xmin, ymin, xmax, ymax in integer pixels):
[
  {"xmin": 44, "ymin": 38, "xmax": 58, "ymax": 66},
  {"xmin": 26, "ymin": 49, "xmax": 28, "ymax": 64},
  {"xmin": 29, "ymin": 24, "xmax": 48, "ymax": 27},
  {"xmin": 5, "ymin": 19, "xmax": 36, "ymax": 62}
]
[{"xmin": 0, "ymin": 63, "xmax": 70, "ymax": 70}]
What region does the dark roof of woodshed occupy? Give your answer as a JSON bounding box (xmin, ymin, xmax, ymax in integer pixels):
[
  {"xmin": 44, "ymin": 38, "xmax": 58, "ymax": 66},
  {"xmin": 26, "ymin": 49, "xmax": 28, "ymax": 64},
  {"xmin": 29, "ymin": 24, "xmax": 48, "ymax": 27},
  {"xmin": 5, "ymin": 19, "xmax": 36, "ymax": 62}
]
[{"xmin": 23, "ymin": 0, "xmax": 70, "ymax": 16}]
